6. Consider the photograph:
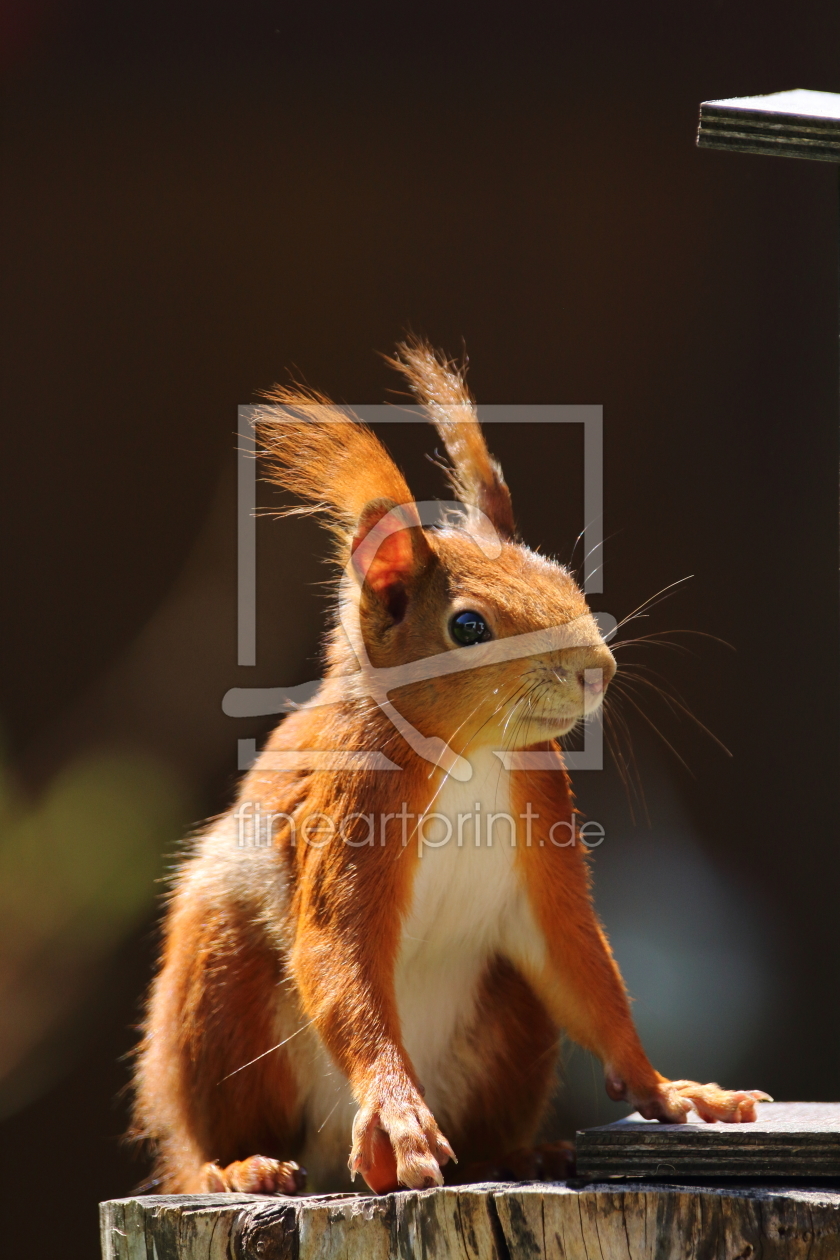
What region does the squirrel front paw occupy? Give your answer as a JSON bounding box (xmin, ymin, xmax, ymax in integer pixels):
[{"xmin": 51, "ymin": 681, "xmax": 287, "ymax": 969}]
[
  {"xmin": 607, "ymin": 1072, "xmax": 772, "ymax": 1123},
  {"xmin": 350, "ymin": 1092, "xmax": 456, "ymax": 1193}
]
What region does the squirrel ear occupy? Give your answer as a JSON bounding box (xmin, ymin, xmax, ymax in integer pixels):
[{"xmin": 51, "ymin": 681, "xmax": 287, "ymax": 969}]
[
  {"xmin": 388, "ymin": 338, "xmax": 515, "ymax": 539},
  {"xmin": 350, "ymin": 498, "xmax": 432, "ymax": 621}
]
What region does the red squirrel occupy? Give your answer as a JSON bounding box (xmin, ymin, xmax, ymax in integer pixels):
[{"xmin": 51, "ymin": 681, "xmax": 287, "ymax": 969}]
[{"xmin": 132, "ymin": 340, "xmax": 770, "ymax": 1196}]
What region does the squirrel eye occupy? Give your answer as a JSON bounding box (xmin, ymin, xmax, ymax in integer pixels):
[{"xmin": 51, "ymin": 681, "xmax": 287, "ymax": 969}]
[{"xmin": 449, "ymin": 610, "xmax": 492, "ymax": 646}]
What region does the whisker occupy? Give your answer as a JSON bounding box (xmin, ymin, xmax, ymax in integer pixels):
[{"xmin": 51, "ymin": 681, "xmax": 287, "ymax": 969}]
[
  {"xmin": 493, "ymin": 685, "xmax": 535, "ymax": 801},
  {"xmin": 218, "ymin": 1019, "xmax": 315, "ymax": 1083},
  {"xmin": 614, "ymin": 662, "xmax": 697, "ymax": 708},
  {"xmin": 567, "ymin": 525, "xmax": 587, "ymax": 571},
  {"xmin": 602, "ymin": 701, "xmax": 646, "ymax": 823},
  {"xmin": 612, "ymin": 628, "xmax": 734, "ymax": 654},
  {"xmin": 612, "ymin": 576, "xmax": 694, "ymax": 633},
  {"xmin": 612, "ymin": 672, "xmax": 732, "ymax": 757},
  {"xmin": 608, "ymin": 685, "xmax": 696, "ymax": 776},
  {"xmin": 604, "ymin": 691, "xmax": 650, "ymax": 819},
  {"xmin": 424, "ymin": 691, "xmax": 492, "ymax": 780},
  {"xmin": 317, "ymin": 1097, "xmax": 343, "ymax": 1133},
  {"xmin": 403, "ymin": 679, "xmax": 530, "ymax": 852},
  {"xmin": 568, "ymin": 522, "xmax": 619, "ymax": 576}
]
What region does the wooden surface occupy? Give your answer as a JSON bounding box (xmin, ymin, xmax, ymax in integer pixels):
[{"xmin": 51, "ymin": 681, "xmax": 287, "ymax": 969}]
[
  {"xmin": 101, "ymin": 1182, "xmax": 840, "ymax": 1259},
  {"xmin": 576, "ymin": 1101, "xmax": 840, "ymax": 1180},
  {"xmin": 697, "ymin": 88, "xmax": 840, "ymax": 162}
]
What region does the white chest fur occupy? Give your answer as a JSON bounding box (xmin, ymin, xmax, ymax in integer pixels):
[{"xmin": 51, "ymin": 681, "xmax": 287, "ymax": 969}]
[{"xmin": 394, "ymin": 748, "xmax": 546, "ymax": 1113}]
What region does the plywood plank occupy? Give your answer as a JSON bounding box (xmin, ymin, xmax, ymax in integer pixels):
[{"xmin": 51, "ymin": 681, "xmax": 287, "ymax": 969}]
[{"xmin": 697, "ymin": 89, "xmax": 840, "ymax": 161}]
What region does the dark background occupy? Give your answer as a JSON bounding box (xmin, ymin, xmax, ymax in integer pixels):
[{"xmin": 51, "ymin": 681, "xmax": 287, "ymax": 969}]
[{"xmin": 1, "ymin": 2, "xmax": 839, "ymax": 1256}]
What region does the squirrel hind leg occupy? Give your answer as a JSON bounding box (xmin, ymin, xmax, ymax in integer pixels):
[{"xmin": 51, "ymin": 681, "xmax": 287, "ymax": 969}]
[{"xmin": 199, "ymin": 1156, "xmax": 306, "ymax": 1195}]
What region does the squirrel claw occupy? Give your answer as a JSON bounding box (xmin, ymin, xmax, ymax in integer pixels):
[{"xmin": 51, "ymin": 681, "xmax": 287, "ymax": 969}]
[
  {"xmin": 350, "ymin": 1095, "xmax": 454, "ymax": 1193},
  {"xmin": 627, "ymin": 1079, "xmax": 773, "ymax": 1125},
  {"xmin": 199, "ymin": 1156, "xmax": 306, "ymax": 1195}
]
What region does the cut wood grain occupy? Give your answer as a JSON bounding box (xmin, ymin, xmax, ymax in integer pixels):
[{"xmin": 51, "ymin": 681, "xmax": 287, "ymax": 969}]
[
  {"xmin": 101, "ymin": 1181, "xmax": 840, "ymax": 1260},
  {"xmin": 576, "ymin": 1101, "xmax": 840, "ymax": 1181},
  {"xmin": 697, "ymin": 88, "xmax": 840, "ymax": 162}
]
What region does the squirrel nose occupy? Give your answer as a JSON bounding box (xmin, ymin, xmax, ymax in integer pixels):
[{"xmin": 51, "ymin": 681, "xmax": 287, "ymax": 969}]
[
  {"xmin": 565, "ymin": 643, "xmax": 616, "ymax": 700},
  {"xmin": 556, "ymin": 644, "xmax": 616, "ymax": 703},
  {"xmin": 579, "ymin": 669, "xmax": 605, "ymax": 694}
]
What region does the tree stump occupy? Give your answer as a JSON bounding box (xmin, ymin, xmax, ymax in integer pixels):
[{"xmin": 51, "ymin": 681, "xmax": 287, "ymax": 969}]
[{"xmin": 100, "ymin": 1182, "xmax": 840, "ymax": 1259}]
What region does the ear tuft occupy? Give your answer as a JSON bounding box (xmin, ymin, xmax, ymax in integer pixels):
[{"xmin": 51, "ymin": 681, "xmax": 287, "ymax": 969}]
[
  {"xmin": 255, "ymin": 386, "xmax": 417, "ymax": 555},
  {"xmin": 388, "ymin": 338, "xmax": 515, "ymax": 538}
]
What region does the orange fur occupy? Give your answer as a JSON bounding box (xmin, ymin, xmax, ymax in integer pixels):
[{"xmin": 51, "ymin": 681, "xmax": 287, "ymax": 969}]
[
  {"xmin": 391, "ymin": 339, "xmax": 515, "ymax": 537},
  {"xmin": 132, "ymin": 342, "xmax": 770, "ymax": 1196},
  {"xmin": 256, "ymin": 386, "xmax": 418, "ymax": 538},
  {"xmin": 510, "ymin": 764, "xmax": 664, "ymax": 1105}
]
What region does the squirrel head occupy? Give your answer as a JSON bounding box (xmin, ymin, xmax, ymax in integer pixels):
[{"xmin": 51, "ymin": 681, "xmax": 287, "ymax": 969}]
[{"xmin": 256, "ymin": 340, "xmax": 614, "ymax": 755}]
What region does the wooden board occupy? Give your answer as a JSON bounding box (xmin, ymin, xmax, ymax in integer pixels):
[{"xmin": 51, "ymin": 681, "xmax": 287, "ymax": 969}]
[
  {"xmin": 576, "ymin": 1101, "xmax": 840, "ymax": 1180},
  {"xmin": 697, "ymin": 88, "xmax": 840, "ymax": 162},
  {"xmin": 101, "ymin": 1183, "xmax": 840, "ymax": 1260}
]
